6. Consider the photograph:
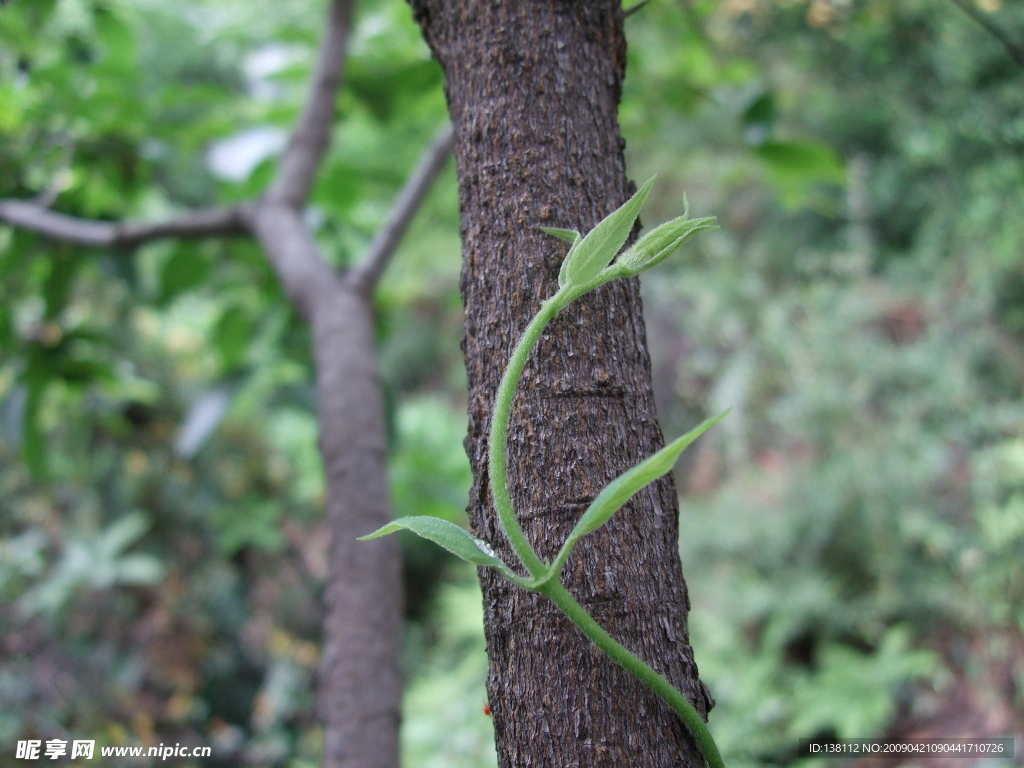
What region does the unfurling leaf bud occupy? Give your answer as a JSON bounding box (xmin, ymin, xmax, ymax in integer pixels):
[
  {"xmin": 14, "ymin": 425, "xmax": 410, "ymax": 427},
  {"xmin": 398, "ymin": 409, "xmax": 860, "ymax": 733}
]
[
  {"xmin": 541, "ymin": 227, "xmax": 584, "ymax": 288},
  {"xmin": 616, "ymin": 208, "xmax": 718, "ymax": 277}
]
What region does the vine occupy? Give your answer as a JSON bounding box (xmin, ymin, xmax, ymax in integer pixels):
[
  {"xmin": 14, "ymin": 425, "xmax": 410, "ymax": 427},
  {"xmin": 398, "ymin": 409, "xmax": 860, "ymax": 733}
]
[{"xmin": 361, "ymin": 177, "xmax": 726, "ymax": 768}]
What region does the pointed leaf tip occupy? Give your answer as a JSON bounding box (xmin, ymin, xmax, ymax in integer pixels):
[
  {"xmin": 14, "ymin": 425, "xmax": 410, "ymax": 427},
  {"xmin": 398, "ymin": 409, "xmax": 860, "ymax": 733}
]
[
  {"xmin": 545, "ymin": 410, "xmax": 729, "ymax": 581},
  {"xmin": 540, "ymin": 226, "xmax": 581, "ymax": 245},
  {"xmin": 618, "ymin": 206, "xmax": 718, "ymax": 277},
  {"xmin": 574, "ymin": 409, "xmax": 727, "ymax": 539}
]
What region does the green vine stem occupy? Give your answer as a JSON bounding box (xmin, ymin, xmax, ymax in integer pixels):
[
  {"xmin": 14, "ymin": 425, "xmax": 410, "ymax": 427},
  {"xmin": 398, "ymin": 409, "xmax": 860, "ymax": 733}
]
[
  {"xmin": 487, "ymin": 280, "xmax": 599, "ymax": 578},
  {"xmin": 361, "ymin": 178, "xmax": 724, "ymax": 767},
  {"xmin": 486, "ymin": 295, "xmax": 560, "ymax": 577},
  {"xmin": 488, "ymin": 278, "xmax": 725, "ymax": 768},
  {"xmin": 541, "ymin": 580, "xmax": 725, "ymax": 768}
]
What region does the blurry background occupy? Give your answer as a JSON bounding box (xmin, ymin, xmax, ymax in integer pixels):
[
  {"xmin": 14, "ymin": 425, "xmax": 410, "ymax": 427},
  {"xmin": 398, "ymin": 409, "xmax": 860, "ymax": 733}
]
[{"xmin": 1, "ymin": 0, "xmax": 1022, "ymax": 766}]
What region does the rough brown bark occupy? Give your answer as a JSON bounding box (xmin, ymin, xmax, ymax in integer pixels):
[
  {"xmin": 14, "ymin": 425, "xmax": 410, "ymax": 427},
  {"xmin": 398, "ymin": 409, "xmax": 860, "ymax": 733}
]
[{"xmin": 410, "ymin": 2, "xmax": 713, "ymax": 767}]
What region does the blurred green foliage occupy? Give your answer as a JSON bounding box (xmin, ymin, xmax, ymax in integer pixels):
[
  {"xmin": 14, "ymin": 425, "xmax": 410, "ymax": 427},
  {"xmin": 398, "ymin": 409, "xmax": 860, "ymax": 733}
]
[
  {"xmin": 2, "ymin": 0, "xmax": 1023, "ymax": 765},
  {"xmin": 0, "ymin": 0, "xmax": 458, "ymax": 763},
  {"xmin": 622, "ymin": 1, "xmax": 1024, "ymax": 764}
]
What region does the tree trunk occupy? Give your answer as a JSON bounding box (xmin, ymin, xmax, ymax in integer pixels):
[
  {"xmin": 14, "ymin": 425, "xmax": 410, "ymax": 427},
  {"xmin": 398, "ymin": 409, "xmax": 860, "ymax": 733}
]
[
  {"xmin": 251, "ymin": 193, "xmax": 405, "ymax": 768},
  {"xmin": 311, "ymin": 280, "xmax": 403, "ymax": 768},
  {"xmin": 410, "ymin": 2, "xmax": 713, "ymax": 766}
]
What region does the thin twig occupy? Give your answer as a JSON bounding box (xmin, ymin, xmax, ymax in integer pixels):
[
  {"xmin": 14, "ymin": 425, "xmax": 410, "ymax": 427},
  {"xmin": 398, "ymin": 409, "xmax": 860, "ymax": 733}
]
[
  {"xmin": 624, "ymin": 0, "xmax": 649, "ymax": 19},
  {"xmin": 350, "ymin": 122, "xmax": 455, "ymax": 295},
  {"xmin": 948, "ymin": 0, "xmax": 1024, "ymax": 69},
  {"xmin": 0, "ymin": 200, "xmax": 251, "ymax": 248},
  {"xmin": 265, "ymin": 0, "xmax": 355, "ymax": 208}
]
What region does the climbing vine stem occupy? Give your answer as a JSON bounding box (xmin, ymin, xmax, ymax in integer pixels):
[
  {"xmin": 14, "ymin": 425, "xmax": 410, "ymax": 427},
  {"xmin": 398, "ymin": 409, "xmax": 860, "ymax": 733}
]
[{"xmin": 361, "ymin": 177, "xmax": 725, "ymax": 768}]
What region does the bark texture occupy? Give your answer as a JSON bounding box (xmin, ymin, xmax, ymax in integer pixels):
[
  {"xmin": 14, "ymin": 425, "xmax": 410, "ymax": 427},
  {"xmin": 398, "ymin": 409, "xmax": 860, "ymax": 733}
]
[{"xmin": 411, "ymin": 2, "xmax": 713, "ymax": 767}]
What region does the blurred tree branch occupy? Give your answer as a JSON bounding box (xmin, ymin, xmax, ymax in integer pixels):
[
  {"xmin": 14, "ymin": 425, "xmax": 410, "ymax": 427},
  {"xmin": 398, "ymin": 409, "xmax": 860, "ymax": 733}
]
[
  {"xmin": 265, "ymin": 0, "xmax": 355, "ymax": 208},
  {"xmin": 948, "ymin": 0, "xmax": 1024, "ymax": 69},
  {"xmin": 0, "ymin": 201, "xmax": 250, "ymax": 247},
  {"xmin": 351, "ymin": 122, "xmax": 454, "ymax": 295}
]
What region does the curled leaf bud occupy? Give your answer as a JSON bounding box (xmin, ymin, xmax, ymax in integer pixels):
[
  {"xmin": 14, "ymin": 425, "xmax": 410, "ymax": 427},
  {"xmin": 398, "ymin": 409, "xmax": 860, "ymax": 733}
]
[{"xmin": 616, "ymin": 211, "xmax": 718, "ymax": 277}]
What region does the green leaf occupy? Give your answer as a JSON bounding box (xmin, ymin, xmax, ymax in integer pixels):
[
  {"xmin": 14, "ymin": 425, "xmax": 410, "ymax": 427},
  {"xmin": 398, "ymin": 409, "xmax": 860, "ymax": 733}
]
[
  {"xmin": 213, "ymin": 305, "xmax": 252, "ymax": 372},
  {"xmin": 742, "ymin": 91, "xmax": 776, "ymax": 129},
  {"xmin": 540, "ymin": 227, "xmax": 581, "ymax": 246},
  {"xmin": 559, "ymin": 176, "xmax": 655, "ymax": 288},
  {"xmin": 94, "ymin": 7, "xmax": 137, "ymax": 74},
  {"xmin": 96, "ymin": 512, "xmax": 150, "ymax": 557},
  {"xmin": 545, "ymin": 410, "xmax": 728, "ymax": 582},
  {"xmin": 359, "ymin": 516, "xmax": 521, "ymax": 582},
  {"xmin": 786, "ymin": 626, "xmax": 937, "ymax": 739},
  {"xmin": 42, "ymin": 254, "xmax": 81, "ymax": 320},
  {"xmin": 741, "ymin": 90, "xmax": 776, "ymax": 146},
  {"xmin": 347, "ymin": 59, "xmax": 444, "ymax": 122},
  {"xmin": 0, "ymin": 305, "xmax": 13, "ymax": 350},
  {"xmin": 541, "ymin": 227, "xmax": 583, "ymax": 289},
  {"xmin": 158, "ymin": 247, "xmax": 211, "ymax": 304},
  {"xmin": 754, "ymin": 140, "xmax": 845, "ymax": 183}
]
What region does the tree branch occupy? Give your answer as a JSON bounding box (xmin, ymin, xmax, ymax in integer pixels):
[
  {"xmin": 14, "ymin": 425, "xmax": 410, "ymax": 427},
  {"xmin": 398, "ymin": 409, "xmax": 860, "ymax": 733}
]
[
  {"xmin": 624, "ymin": 0, "xmax": 650, "ymax": 19},
  {"xmin": 948, "ymin": 0, "xmax": 1024, "ymax": 69},
  {"xmin": 0, "ymin": 199, "xmax": 250, "ymax": 248},
  {"xmin": 1, "ymin": 0, "xmax": 423, "ymax": 318},
  {"xmin": 350, "ymin": 122, "xmax": 454, "ymax": 295},
  {"xmin": 265, "ymin": 0, "xmax": 355, "ymax": 208}
]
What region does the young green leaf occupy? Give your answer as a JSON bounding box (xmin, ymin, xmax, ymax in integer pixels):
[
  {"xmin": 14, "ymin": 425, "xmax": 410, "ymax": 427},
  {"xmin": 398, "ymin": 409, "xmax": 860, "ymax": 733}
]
[
  {"xmin": 543, "ymin": 410, "xmax": 729, "ymax": 582},
  {"xmin": 358, "ymin": 516, "xmax": 522, "ymax": 582},
  {"xmin": 539, "ymin": 226, "xmax": 582, "ymax": 246},
  {"xmin": 541, "ymin": 227, "xmax": 584, "ymax": 289},
  {"xmin": 559, "ymin": 176, "xmax": 655, "ymax": 287}
]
